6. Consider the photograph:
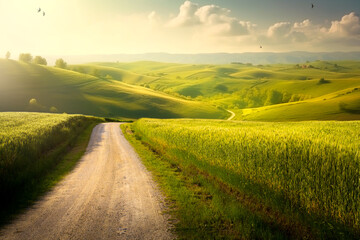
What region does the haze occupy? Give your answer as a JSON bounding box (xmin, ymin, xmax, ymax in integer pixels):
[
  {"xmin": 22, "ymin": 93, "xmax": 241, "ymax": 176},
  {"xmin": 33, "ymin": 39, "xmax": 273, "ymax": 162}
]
[{"xmin": 0, "ymin": 0, "xmax": 359, "ymax": 57}]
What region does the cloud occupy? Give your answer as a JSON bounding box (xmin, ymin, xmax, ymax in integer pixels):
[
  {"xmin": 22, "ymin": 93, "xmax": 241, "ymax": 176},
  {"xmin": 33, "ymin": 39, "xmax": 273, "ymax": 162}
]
[
  {"xmin": 148, "ymin": 11, "xmax": 160, "ymax": 27},
  {"xmin": 267, "ymin": 22, "xmax": 292, "ymax": 38},
  {"xmin": 168, "ymin": 1, "xmax": 253, "ymax": 36},
  {"xmin": 328, "ymin": 12, "xmax": 360, "ymax": 37},
  {"xmin": 168, "ymin": 1, "xmax": 199, "ymax": 27}
]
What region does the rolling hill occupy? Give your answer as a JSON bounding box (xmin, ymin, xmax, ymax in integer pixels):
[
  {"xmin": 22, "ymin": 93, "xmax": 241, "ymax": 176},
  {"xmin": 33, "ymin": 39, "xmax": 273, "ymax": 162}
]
[
  {"xmin": 0, "ymin": 59, "xmax": 228, "ymax": 119},
  {"xmin": 72, "ymin": 60, "xmax": 360, "ymax": 121}
]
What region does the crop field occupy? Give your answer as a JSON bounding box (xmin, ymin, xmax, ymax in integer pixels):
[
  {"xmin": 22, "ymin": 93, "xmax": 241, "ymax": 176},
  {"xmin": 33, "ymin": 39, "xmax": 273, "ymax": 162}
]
[
  {"xmin": 131, "ymin": 118, "xmax": 360, "ymax": 238},
  {"xmin": 0, "ymin": 112, "xmax": 99, "ymax": 201}
]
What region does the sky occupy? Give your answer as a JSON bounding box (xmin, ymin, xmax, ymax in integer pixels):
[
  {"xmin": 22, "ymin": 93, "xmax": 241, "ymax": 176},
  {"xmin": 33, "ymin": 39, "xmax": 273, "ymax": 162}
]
[{"xmin": 0, "ymin": 0, "xmax": 359, "ymax": 56}]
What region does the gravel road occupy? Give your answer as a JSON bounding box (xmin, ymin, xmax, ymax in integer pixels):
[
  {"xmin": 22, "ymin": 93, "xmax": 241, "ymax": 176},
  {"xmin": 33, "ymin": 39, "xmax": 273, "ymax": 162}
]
[{"xmin": 0, "ymin": 123, "xmax": 174, "ymax": 240}]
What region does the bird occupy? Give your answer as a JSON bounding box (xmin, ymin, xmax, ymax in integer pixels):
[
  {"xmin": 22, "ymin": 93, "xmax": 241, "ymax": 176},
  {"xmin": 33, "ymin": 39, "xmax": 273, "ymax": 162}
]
[
  {"xmin": 260, "ymin": 45, "xmax": 263, "ymax": 49},
  {"xmin": 38, "ymin": 8, "xmax": 41, "ymax": 13},
  {"xmin": 311, "ymin": 3, "xmax": 314, "ymax": 8},
  {"xmin": 43, "ymin": 11, "xmax": 45, "ymax": 16}
]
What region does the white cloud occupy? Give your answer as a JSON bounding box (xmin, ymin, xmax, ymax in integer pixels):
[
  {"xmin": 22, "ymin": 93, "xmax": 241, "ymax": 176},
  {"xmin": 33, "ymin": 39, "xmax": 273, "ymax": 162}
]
[
  {"xmin": 195, "ymin": 4, "xmax": 230, "ymax": 24},
  {"xmin": 167, "ymin": 1, "xmax": 253, "ymax": 36},
  {"xmin": 164, "ymin": 2, "xmax": 360, "ymax": 52},
  {"xmin": 329, "ymin": 12, "xmax": 360, "ymax": 36},
  {"xmin": 267, "ymin": 22, "xmax": 292, "ymax": 38},
  {"xmin": 167, "ymin": 1, "xmax": 199, "ymax": 27}
]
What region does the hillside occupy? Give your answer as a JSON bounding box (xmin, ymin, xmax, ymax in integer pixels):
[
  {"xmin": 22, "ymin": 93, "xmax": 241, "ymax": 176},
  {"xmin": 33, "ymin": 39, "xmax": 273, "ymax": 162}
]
[
  {"xmin": 0, "ymin": 59, "xmax": 228, "ymax": 119},
  {"xmin": 76, "ymin": 60, "xmax": 360, "ymax": 121}
]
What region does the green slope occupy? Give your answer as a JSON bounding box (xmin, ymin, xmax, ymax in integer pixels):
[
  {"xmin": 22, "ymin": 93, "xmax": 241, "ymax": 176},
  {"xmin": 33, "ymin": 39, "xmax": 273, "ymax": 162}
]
[
  {"xmin": 0, "ymin": 59, "xmax": 228, "ymax": 119},
  {"xmin": 78, "ymin": 61, "xmax": 360, "ymax": 121},
  {"xmin": 236, "ymin": 87, "xmax": 360, "ymax": 121}
]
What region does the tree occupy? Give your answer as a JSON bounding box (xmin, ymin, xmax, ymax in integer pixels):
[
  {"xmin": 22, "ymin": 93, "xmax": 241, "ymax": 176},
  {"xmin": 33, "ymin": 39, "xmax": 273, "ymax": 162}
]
[
  {"xmin": 55, "ymin": 58, "xmax": 67, "ymax": 69},
  {"xmin": 318, "ymin": 77, "xmax": 330, "ymax": 85},
  {"xmin": 33, "ymin": 56, "xmax": 47, "ymax": 65},
  {"xmin": 5, "ymin": 51, "xmax": 10, "ymax": 59},
  {"xmin": 19, "ymin": 53, "xmax": 33, "ymax": 63}
]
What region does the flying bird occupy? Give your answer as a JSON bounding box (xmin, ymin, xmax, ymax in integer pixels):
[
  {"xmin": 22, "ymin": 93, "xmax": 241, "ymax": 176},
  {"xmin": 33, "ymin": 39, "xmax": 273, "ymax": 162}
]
[{"xmin": 38, "ymin": 8, "xmax": 41, "ymax": 13}]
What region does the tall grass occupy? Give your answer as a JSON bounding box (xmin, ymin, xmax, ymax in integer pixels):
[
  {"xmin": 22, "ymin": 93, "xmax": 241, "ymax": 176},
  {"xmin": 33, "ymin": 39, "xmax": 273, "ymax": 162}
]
[
  {"xmin": 133, "ymin": 119, "xmax": 360, "ymax": 230},
  {"xmin": 0, "ymin": 112, "xmax": 97, "ymax": 198}
]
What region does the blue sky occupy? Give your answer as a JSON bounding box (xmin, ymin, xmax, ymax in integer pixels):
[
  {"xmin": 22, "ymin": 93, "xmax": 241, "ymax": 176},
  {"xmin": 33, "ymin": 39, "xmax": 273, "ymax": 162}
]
[{"xmin": 0, "ymin": 0, "xmax": 359, "ymax": 55}]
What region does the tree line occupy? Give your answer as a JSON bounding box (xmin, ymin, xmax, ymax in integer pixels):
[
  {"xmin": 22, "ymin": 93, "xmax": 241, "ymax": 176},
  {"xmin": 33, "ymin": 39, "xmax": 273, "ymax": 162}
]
[{"xmin": 5, "ymin": 51, "xmax": 67, "ymax": 69}]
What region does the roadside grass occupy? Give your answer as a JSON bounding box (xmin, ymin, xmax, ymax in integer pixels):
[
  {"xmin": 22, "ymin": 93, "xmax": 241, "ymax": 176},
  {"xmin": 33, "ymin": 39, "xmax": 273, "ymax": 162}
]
[
  {"xmin": 0, "ymin": 112, "xmax": 104, "ymax": 227},
  {"xmin": 126, "ymin": 119, "xmax": 360, "ymax": 239},
  {"xmin": 122, "ymin": 123, "xmax": 293, "ymax": 239}
]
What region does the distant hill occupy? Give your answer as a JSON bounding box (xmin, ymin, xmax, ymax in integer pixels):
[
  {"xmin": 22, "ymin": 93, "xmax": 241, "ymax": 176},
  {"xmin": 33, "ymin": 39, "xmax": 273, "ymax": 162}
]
[
  {"xmin": 45, "ymin": 52, "xmax": 360, "ymax": 65},
  {"xmin": 0, "ymin": 59, "xmax": 228, "ymax": 119},
  {"xmin": 73, "ymin": 60, "xmax": 360, "ymax": 121}
]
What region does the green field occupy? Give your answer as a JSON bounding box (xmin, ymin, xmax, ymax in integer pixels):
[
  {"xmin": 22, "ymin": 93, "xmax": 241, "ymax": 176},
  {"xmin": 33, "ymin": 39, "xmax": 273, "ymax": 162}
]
[
  {"xmin": 2, "ymin": 57, "xmax": 360, "ymax": 121},
  {"xmin": 0, "ymin": 112, "xmax": 101, "ymax": 207},
  {"xmin": 75, "ymin": 60, "xmax": 360, "ymax": 121},
  {"xmin": 0, "ymin": 59, "xmax": 227, "ymax": 119},
  {"xmin": 127, "ymin": 118, "xmax": 360, "ymax": 239}
]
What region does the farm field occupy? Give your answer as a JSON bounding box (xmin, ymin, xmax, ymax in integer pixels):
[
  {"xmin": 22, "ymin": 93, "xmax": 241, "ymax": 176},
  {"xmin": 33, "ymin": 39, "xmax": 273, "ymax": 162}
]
[
  {"xmin": 78, "ymin": 60, "xmax": 360, "ymax": 121},
  {"xmin": 126, "ymin": 118, "xmax": 360, "ymax": 239},
  {"xmin": 0, "ymin": 112, "xmax": 102, "ymax": 223}
]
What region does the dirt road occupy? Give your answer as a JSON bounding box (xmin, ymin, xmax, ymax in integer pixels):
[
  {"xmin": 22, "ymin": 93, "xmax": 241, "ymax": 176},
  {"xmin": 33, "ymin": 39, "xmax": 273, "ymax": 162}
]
[
  {"xmin": 226, "ymin": 110, "xmax": 235, "ymax": 120},
  {"xmin": 0, "ymin": 123, "xmax": 174, "ymax": 240}
]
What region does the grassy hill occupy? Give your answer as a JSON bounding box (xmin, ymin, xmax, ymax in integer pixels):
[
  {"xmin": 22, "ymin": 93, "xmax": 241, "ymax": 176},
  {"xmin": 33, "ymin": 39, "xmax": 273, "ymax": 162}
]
[
  {"xmin": 74, "ymin": 60, "xmax": 360, "ymax": 121},
  {"xmin": 0, "ymin": 59, "xmax": 228, "ymax": 119}
]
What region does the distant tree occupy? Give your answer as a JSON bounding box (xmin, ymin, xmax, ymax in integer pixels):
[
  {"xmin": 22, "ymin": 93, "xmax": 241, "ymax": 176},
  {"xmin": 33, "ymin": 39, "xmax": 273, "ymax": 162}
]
[
  {"xmin": 5, "ymin": 51, "xmax": 10, "ymax": 59},
  {"xmin": 264, "ymin": 90, "xmax": 283, "ymax": 105},
  {"xmin": 55, "ymin": 58, "xmax": 67, "ymax": 69},
  {"xmin": 215, "ymin": 84, "xmax": 228, "ymax": 92},
  {"xmin": 33, "ymin": 56, "xmax": 47, "ymax": 65},
  {"xmin": 19, "ymin": 53, "xmax": 33, "ymax": 63},
  {"xmin": 318, "ymin": 77, "xmax": 330, "ymax": 85},
  {"xmin": 90, "ymin": 68, "xmax": 100, "ymax": 77},
  {"xmin": 49, "ymin": 106, "xmax": 58, "ymax": 113}
]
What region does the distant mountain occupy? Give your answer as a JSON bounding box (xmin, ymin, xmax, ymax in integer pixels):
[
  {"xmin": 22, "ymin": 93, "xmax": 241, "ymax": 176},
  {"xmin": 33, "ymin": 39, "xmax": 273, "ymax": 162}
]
[{"xmin": 45, "ymin": 51, "xmax": 360, "ymax": 65}]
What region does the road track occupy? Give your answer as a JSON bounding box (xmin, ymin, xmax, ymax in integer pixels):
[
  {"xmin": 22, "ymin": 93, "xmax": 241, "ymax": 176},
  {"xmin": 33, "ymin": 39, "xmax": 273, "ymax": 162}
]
[{"xmin": 0, "ymin": 123, "xmax": 174, "ymax": 240}]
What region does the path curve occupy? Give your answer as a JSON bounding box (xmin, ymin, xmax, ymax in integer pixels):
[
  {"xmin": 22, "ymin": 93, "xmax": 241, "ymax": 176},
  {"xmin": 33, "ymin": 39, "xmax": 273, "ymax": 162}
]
[
  {"xmin": 226, "ymin": 110, "xmax": 236, "ymax": 120},
  {"xmin": 0, "ymin": 123, "xmax": 174, "ymax": 240}
]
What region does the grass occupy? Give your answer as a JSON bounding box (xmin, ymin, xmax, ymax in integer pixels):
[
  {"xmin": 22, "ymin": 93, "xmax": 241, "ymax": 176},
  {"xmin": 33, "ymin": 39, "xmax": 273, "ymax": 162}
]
[
  {"xmin": 0, "ymin": 112, "xmax": 103, "ymax": 225},
  {"xmin": 83, "ymin": 60, "xmax": 360, "ymax": 121},
  {"xmin": 237, "ymin": 87, "xmax": 360, "ymax": 121},
  {"xmin": 121, "ymin": 123, "xmax": 290, "ymax": 239},
  {"xmin": 128, "ymin": 118, "xmax": 360, "ymax": 239},
  {"xmin": 3, "ymin": 58, "xmax": 359, "ymax": 121},
  {"xmin": 0, "ymin": 59, "xmax": 228, "ymax": 119}
]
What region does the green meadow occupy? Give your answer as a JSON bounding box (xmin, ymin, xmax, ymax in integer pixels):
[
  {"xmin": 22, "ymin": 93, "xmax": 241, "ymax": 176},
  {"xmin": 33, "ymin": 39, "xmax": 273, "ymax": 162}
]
[
  {"xmin": 1, "ymin": 57, "xmax": 359, "ymax": 120},
  {"xmin": 0, "ymin": 59, "xmax": 227, "ymax": 119},
  {"xmin": 125, "ymin": 119, "xmax": 360, "ymax": 239},
  {"xmin": 74, "ymin": 60, "xmax": 360, "ymax": 121}
]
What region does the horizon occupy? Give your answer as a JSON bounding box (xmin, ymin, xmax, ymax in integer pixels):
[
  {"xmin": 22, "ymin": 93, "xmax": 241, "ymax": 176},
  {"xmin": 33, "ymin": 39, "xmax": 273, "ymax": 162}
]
[
  {"xmin": 1, "ymin": 0, "xmax": 359, "ymax": 57},
  {"xmin": 4, "ymin": 51, "xmax": 360, "ymax": 66}
]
